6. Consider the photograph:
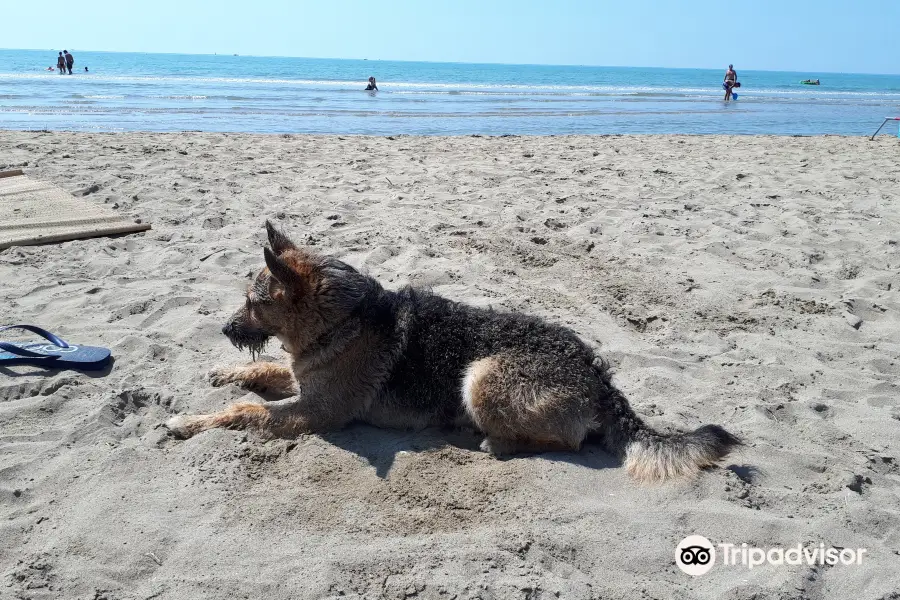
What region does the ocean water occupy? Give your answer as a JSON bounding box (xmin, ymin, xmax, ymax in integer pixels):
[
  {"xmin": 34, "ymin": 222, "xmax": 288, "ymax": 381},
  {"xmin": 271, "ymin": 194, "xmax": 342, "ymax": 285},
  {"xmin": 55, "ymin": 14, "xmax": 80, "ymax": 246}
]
[{"xmin": 2, "ymin": 49, "xmax": 900, "ymax": 135}]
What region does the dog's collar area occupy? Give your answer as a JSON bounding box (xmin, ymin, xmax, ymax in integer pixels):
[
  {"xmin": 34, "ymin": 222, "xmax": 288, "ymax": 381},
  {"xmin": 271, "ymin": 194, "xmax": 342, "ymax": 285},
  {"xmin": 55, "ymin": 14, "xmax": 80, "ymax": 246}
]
[{"xmin": 289, "ymin": 316, "xmax": 362, "ymax": 368}]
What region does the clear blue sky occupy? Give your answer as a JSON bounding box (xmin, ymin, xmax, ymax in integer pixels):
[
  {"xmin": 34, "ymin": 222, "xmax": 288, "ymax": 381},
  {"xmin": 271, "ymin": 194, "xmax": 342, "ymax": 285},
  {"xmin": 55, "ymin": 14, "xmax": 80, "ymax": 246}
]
[{"xmin": 4, "ymin": 0, "xmax": 898, "ymax": 73}]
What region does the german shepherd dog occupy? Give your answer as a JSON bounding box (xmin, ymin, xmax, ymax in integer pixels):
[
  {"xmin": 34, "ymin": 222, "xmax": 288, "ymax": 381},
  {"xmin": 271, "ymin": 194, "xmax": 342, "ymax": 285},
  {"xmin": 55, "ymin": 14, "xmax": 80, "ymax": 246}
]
[{"xmin": 167, "ymin": 222, "xmax": 740, "ymax": 481}]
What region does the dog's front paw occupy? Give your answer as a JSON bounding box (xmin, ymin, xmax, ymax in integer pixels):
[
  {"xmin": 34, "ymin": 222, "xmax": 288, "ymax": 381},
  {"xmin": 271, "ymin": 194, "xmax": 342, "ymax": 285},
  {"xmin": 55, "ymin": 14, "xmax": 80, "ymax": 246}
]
[
  {"xmin": 208, "ymin": 366, "xmax": 243, "ymax": 388},
  {"xmin": 166, "ymin": 414, "xmax": 207, "ymax": 439}
]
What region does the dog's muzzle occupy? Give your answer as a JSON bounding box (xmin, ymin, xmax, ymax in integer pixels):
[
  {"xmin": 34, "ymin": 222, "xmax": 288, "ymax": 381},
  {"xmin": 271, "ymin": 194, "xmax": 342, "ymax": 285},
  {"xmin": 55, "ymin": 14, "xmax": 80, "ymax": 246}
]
[{"xmin": 221, "ymin": 321, "xmax": 270, "ymax": 360}]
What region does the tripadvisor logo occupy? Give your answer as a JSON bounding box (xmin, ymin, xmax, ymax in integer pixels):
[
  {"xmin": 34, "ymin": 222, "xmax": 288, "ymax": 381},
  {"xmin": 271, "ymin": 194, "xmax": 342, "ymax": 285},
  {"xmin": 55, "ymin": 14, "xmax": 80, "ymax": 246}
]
[
  {"xmin": 676, "ymin": 535, "xmax": 716, "ymax": 576},
  {"xmin": 676, "ymin": 536, "xmax": 867, "ymax": 576}
]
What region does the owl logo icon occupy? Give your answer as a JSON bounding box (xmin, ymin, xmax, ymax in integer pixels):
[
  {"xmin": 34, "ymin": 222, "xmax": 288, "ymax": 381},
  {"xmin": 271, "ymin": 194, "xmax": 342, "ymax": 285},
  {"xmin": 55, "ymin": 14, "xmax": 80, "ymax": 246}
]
[{"xmin": 676, "ymin": 536, "xmax": 716, "ymax": 576}]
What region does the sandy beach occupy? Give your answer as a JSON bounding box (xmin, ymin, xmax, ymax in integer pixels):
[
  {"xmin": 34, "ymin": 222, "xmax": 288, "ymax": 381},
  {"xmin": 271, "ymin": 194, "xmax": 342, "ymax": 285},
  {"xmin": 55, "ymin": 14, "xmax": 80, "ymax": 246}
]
[{"xmin": 1, "ymin": 131, "xmax": 898, "ymax": 599}]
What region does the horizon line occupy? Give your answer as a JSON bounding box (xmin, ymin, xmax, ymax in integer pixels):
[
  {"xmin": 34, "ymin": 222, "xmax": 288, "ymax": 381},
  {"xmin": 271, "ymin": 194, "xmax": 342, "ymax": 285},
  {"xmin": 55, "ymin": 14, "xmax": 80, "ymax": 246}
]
[{"xmin": 2, "ymin": 47, "xmax": 899, "ymax": 77}]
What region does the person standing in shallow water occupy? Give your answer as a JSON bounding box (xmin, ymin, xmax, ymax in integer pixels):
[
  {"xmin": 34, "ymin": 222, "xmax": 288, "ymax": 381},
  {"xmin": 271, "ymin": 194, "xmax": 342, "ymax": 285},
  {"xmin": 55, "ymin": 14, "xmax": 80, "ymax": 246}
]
[
  {"xmin": 723, "ymin": 64, "xmax": 737, "ymax": 100},
  {"xmin": 56, "ymin": 52, "xmax": 66, "ymax": 75},
  {"xmin": 64, "ymin": 50, "xmax": 74, "ymax": 75},
  {"xmin": 365, "ymin": 76, "xmax": 378, "ymax": 91}
]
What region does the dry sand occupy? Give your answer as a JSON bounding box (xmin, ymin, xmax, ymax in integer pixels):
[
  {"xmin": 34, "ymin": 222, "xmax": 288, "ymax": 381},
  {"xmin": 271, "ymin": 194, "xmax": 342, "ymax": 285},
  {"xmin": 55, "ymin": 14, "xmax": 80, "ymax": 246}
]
[{"xmin": 0, "ymin": 132, "xmax": 898, "ymax": 600}]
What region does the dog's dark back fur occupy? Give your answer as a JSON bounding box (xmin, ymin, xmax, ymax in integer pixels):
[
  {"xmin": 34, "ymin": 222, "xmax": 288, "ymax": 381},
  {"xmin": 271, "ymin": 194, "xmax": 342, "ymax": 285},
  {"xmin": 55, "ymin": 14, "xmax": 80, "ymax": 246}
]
[{"xmin": 376, "ymin": 287, "xmax": 599, "ymax": 422}]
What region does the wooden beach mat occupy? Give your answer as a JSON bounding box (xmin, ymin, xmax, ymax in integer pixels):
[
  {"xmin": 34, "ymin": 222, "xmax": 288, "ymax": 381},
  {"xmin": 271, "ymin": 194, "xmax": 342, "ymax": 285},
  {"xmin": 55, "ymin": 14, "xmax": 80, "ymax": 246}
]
[{"xmin": 0, "ymin": 170, "xmax": 150, "ymax": 250}]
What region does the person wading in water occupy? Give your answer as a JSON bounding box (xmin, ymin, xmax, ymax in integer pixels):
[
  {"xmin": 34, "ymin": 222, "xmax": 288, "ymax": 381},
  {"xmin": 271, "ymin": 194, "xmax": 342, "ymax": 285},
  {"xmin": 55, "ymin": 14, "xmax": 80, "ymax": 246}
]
[{"xmin": 723, "ymin": 64, "xmax": 737, "ymax": 101}]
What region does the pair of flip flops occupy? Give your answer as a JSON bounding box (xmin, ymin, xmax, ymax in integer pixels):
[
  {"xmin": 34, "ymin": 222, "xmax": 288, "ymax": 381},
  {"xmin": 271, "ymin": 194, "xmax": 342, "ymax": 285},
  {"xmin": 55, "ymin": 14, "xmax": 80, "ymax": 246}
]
[{"xmin": 0, "ymin": 325, "xmax": 111, "ymax": 370}]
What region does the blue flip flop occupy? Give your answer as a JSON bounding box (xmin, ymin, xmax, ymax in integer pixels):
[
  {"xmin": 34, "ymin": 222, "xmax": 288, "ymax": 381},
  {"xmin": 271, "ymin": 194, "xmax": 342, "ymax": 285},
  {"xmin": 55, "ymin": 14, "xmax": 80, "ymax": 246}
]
[{"xmin": 0, "ymin": 325, "xmax": 111, "ymax": 370}]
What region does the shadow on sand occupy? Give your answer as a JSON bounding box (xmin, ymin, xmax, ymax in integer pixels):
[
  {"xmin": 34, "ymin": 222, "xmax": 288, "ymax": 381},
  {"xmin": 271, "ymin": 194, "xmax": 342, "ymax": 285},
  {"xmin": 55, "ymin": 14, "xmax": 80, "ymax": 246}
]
[{"xmin": 317, "ymin": 423, "xmax": 622, "ymax": 479}]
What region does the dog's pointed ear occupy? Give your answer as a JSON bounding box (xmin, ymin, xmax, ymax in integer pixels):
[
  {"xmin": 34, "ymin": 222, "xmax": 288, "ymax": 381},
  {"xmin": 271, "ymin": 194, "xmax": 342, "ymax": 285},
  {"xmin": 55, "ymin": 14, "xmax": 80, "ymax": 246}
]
[
  {"xmin": 265, "ymin": 220, "xmax": 296, "ymax": 255},
  {"xmin": 264, "ymin": 247, "xmax": 302, "ymax": 293}
]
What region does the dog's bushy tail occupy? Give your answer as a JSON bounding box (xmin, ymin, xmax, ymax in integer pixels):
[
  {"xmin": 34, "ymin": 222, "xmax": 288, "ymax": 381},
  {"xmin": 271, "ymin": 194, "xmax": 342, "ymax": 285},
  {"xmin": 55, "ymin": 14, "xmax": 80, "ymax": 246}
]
[
  {"xmin": 621, "ymin": 422, "xmax": 741, "ymax": 483},
  {"xmin": 591, "ymin": 362, "xmax": 741, "ymax": 483}
]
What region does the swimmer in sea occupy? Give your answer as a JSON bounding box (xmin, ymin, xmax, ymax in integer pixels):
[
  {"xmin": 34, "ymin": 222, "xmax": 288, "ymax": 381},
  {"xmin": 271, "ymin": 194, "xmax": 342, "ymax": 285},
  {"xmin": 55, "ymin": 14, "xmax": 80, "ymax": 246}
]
[{"xmin": 365, "ymin": 76, "xmax": 378, "ymax": 91}]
